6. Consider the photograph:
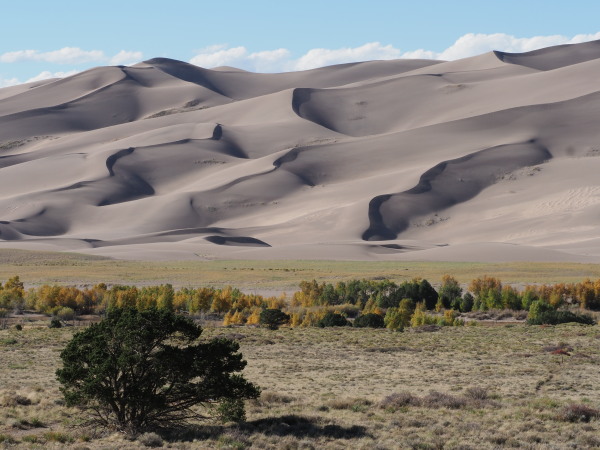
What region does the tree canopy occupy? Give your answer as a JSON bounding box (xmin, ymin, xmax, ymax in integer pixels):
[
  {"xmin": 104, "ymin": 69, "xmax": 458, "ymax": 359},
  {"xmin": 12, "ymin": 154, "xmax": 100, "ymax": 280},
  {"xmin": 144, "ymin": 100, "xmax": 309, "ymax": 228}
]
[{"xmin": 56, "ymin": 308, "xmax": 260, "ymax": 433}]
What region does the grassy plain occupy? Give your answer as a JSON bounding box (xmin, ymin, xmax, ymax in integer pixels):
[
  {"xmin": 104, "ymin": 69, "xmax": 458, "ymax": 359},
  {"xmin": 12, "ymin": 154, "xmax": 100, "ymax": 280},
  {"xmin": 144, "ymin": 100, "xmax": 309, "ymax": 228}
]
[
  {"xmin": 1, "ymin": 248, "xmax": 600, "ymax": 448},
  {"xmin": 2, "ymin": 249, "xmax": 600, "ymax": 292},
  {"xmin": 1, "ymin": 321, "xmax": 600, "ymax": 448}
]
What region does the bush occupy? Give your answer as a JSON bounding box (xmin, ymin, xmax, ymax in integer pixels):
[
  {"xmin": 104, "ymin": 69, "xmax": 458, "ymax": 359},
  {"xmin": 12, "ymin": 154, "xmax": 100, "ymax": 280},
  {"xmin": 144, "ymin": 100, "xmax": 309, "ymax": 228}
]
[
  {"xmin": 527, "ymin": 310, "xmax": 596, "ymax": 325},
  {"xmin": 379, "ymin": 392, "xmax": 421, "ymax": 411},
  {"xmin": 558, "ymin": 404, "xmax": 600, "ymax": 422},
  {"xmin": 138, "ymin": 432, "xmax": 164, "ymax": 447},
  {"xmin": 14, "ymin": 324, "xmax": 22, "ymax": 331},
  {"xmin": 56, "ymin": 308, "xmax": 260, "ymax": 433},
  {"xmin": 49, "ymin": 317, "xmax": 62, "ymax": 328},
  {"xmin": 259, "ymin": 308, "xmax": 290, "ymax": 330},
  {"xmin": 317, "ymin": 311, "xmax": 350, "ymax": 327},
  {"xmin": 216, "ymin": 398, "xmax": 247, "ymax": 423},
  {"xmin": 353, "ymin": 313, "xmax": 384, "ymax": 328}
]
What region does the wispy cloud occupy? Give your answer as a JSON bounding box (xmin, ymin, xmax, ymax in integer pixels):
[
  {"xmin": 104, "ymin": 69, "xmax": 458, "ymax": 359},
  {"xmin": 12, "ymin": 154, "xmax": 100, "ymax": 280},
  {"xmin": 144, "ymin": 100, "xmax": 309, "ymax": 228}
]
[
  {"xmin": 189, "ymin": 32, "xmax": 600, "ymax": 72},
  {"xmin": 0, "ymin": 47, "xmax": 143, "ymax": 65}
]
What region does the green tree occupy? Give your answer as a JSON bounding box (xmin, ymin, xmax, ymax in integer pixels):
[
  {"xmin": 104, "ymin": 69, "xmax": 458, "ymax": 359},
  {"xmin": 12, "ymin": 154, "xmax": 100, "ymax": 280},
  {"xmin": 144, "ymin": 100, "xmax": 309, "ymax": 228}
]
[
  {"xmin": 56, "ymin": 308, "xmax": 259, "ymax": 434},
  {"xmin": 317, "ymin": 311, "xmax": 350, "ymax": 327},
  {"xmin": 438, "ymin": 275, "xmax": 462, "ymax": 309},
  {"xmin": 353, "ymin": 312, "xmax": 384, "ymax": 328},
  {"xmin": 259, "ymin": 308, "xmax": 290, "ymax": 330}
]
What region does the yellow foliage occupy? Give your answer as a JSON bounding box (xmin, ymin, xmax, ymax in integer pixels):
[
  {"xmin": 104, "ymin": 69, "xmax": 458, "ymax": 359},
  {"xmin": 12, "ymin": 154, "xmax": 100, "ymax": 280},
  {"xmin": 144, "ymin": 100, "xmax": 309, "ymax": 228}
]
[{"xmin": 246, "ymin": 308, "xmax": 261, "ymax": 325}]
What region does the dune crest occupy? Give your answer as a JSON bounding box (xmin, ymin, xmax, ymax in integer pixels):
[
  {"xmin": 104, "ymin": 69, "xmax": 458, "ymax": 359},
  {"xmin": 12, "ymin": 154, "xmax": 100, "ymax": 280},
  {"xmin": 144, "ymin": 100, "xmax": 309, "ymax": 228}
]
[{"xmin": 2, "ymin": 41, "xmax": 600, "ymax": 261}]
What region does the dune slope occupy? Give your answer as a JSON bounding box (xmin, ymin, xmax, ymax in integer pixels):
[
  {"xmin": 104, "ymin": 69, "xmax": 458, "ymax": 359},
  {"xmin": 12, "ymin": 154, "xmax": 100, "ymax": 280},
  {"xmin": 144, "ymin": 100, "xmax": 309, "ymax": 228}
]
[{"xmin": 1, "ymin": 42, "xmax": 600, "ymax": 262}]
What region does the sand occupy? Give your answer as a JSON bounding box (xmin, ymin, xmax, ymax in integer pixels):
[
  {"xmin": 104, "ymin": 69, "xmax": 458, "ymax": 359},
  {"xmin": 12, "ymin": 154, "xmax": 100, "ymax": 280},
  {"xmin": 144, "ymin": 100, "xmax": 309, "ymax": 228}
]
[{"xmin": 1, "ymin": 40, "xmax": 600, "ymax": 262}]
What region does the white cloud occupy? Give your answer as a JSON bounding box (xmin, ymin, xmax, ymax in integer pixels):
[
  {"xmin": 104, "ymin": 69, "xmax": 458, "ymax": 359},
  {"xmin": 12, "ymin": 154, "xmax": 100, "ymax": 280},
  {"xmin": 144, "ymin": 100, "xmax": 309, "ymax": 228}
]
[
  {"xmin": 189, "ymin": 32, "xmax": 600, "ymax": 72},
  {"xmin": 293, "ymin": 42, "xmax": 401, "ymax": 71},
  {"xmin": 110, "ymin": 50, "xmax": 144, "ymax": 66},
  {"xmin": 26, "ymin": 70, "xmax": 79, "ymax": 83},
  {"xmin": 0, "ymin": 77, "xmax": 20, "ymax": 88},
  {"xmin": 428, "ymin": 32, "xmax": 600, "ymax": 60},
  {"xmin": 0, "ymin": 47, "xmax": 143, "ymax": 66}
]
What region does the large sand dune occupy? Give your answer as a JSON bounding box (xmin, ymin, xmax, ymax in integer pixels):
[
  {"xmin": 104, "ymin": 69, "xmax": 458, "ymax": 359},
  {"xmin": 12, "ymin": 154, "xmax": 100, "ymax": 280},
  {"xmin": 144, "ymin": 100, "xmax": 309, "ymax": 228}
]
[{"xmin": 2, "ymin": 41, "xmax": 600, "ymax": 262}]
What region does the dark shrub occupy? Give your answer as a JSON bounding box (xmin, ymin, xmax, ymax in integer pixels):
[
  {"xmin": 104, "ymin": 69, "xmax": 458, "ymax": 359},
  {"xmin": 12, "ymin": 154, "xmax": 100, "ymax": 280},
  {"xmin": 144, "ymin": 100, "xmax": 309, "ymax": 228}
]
[
  {"xmin": 317, "ymin": 311, "xmax": 350, "ymax": 327},
  {"xmin": 379, "ymin": 392, "xmax": 421, "ymax": 411},
  {"xmin": 527, "ymin": 310, "xmax": 596, "ymax": 326},
  {"xmin": 558, "ymin": 404, "xmax": 600, "ymax": 422},
  {"xmin": 353, "ymin": 313, "xmax": 384, "ymax": 328},
  {"xmin": 49, "ymin": 317, "xmax": 62, "ymax": 328},
  {"xmin": 259, "ymin": 308, "xmax": 290, "ymax": 330}
]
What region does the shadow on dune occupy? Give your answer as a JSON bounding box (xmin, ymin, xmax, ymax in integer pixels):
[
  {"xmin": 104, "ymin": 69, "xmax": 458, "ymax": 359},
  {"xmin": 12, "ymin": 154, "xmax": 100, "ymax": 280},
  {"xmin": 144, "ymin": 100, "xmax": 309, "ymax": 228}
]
[{"xmin": 363, "ymin": 140, "xmax": 552, "ymax": 241}]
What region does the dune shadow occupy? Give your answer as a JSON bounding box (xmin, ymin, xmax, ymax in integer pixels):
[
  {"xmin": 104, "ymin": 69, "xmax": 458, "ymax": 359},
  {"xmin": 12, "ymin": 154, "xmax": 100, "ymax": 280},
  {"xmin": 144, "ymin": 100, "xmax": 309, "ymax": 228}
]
[{"xmin": 363, "ymin": 140, "xmax": 552, "ymax": 241}]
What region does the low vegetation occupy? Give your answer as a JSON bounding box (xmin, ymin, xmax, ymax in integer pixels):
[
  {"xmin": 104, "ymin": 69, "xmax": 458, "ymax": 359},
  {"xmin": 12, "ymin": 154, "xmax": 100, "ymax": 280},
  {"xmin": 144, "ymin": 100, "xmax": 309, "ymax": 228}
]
[{"xmin": 1, "ymin": 269, "xmax": 599, "ymax": 447}]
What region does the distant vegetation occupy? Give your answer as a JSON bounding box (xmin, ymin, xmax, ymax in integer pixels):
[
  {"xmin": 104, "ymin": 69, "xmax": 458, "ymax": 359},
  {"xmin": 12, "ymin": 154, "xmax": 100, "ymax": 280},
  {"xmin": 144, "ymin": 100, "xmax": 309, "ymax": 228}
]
[{"xmin": 1, "ymin": 273, "xmax": 598, "ymax": 329}]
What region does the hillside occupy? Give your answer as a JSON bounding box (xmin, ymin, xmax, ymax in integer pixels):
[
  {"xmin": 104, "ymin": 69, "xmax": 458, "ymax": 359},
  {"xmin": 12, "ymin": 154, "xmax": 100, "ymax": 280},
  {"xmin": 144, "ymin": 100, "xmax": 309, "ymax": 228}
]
[{"xmin": 1, "ymin": 41, "xmax": 600, "ymax": 261}]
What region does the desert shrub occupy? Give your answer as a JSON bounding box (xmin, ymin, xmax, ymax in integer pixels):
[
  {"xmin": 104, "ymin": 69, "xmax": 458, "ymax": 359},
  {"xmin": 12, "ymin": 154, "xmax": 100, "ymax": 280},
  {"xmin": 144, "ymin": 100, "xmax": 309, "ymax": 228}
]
[
  {"xmin": 557, "ymin": 404, "xmax": 600, "ymax": 422},
  {"xmin": 354, "ymin": 312, "xmax": 384, "ymax": 328},
  {"xmin": 56, "ymin": 308, "xmax": 260, "ymax": 433},
  {"xmin": 138, "ymin": 432, "xmax": 164, "ymax": 447},
  {"xmin": 49, "ymin": 317, "xmax": 62, "ymax": 328},
  {"xmin": 317, "ymin": 311, "xmax": 350, "ymax": 327},
  {"xmin": 380, "ymin": 392, "xmax": 421, "ymax": 411},
  {"xmin": 422, "ymin": 391, "xmax": 467, "ymax": 409},
  {"xmin": 14, "ymin": 324, "xmax": 22, "ymax": 331},
  {"xmin": 259, "ymin": 308, "xmax": 290, "ymax": 330},
  {"xmin": 464, "ymin": 387, "xmax": 489, "ymax": 401},
  {"xmin": 527, "ymin": 310, "xmax": 596, "ymax": 325}
]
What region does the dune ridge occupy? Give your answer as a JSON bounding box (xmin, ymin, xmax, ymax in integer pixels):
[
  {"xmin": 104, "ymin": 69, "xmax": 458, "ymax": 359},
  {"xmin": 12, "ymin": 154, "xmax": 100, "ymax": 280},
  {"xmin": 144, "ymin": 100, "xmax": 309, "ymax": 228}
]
[{"xmin": 2, "ymin": 41, "xmax": 600, "ymax": 261}]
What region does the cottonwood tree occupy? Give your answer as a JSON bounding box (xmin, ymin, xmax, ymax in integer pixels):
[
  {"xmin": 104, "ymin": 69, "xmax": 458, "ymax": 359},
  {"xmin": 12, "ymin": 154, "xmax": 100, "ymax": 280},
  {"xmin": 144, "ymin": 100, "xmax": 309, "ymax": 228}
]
[{"xmin": 56, "ymin": 308, "xmax": 259, "ymax": 434}]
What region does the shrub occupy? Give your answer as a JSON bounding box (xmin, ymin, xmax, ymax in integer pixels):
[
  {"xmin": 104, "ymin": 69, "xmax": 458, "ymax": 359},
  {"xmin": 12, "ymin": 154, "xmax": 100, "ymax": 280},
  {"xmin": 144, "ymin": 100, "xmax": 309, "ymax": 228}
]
[
  {"xmin": 138, "ymin": 432, "xmax": 164, "ymax": 447},
  {"xmin": 379, "ymin": 392, "xmax": 421, "ymax": 411},
  {"xmin": 527, "ymin": 300, "xmax": 553, "ymax": 322},
  {"xmin": 216, "ymin": 398, "xmax": 247, "ymax": 423},
  {"xmin": 14, "ymin": 324, "xmax": 22, "ymax": 331},
  {"xmin": 57, "ymin": 307, "xmax": 75, "ymax": 322},
  {"xmin": 354, "ymin": 312, "xmax": 384, "ymax": 328},
  {"xmin": 558, "ymin": 404, "xmax": 600, "ymax": 422},
  {"xmin": 56, "ymin": 308, "xmax": 260, "ymax": 433},
  {"xmin": 527, "ymin": 310, "xmax": 596, "ymax": 325},
  {"xmin": 421, "ymin": 391, "xmax": 467, "ymax": 409},
  {"xmin": 259, "ymin": 308, "xmax": 290, "ymax": 330},
  {"xmin": 49, "ymin": 317, "xmax": 62, "ymax": 328},
  {"xmin": 317, "ymin": 311, "xmax": 350, "ymax": 327}
]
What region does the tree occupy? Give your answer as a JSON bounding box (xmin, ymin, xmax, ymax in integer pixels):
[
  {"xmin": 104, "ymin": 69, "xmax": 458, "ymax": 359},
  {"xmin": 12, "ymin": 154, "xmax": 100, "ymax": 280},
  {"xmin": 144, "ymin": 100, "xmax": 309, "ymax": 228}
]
[
  {"xmin": 56, "ymin": 308, "xmax": 259, "ymax": 434},
  {"xmin": 354, "ymin": 312, "xmax": 384, "ymax": 328},
  {"xmin": 259, "ymin": 308, "xmax": 290, "ymax": 330},
  {"xmin": 438, "ymin": 275, "xmax": 462, "ymax": 309},
  {"xmin": 317, "ymin": 311, "xmax": 350, "ymax": 327}
]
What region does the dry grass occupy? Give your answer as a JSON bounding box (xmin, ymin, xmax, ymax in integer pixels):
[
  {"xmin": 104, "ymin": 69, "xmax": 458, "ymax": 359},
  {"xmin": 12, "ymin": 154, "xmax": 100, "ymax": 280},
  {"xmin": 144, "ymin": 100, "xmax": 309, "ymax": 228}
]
[
  {"xmin": 1, "ymin": 319, "xmax": 599, "ymax": 448},
  {"xmin": 2, "ymin": 248, "xmax": 600, "ymax": 292}
]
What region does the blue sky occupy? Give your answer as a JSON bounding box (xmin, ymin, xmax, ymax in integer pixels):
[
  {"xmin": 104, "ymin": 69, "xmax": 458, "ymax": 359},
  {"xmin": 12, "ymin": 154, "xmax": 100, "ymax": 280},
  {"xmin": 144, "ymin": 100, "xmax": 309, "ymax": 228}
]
[{"xmin": 1, "ymin": 0, "xmax": 600, "ymax": 86}]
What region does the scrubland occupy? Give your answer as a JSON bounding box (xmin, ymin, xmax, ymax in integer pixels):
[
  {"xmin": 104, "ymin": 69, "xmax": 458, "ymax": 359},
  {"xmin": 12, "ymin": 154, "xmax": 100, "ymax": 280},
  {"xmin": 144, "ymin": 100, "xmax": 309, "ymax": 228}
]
[{"xmin": 1, "ymin": 319, "xmax": 599, "ymax": 449}]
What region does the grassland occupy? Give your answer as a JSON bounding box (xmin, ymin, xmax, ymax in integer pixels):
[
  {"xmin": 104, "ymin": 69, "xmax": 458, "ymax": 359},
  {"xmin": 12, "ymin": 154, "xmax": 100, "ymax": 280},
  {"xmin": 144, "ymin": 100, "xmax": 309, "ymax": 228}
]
[
  {"xmin": 1, "ymin": 320, "xmax": 599, "ymax": 449},
  {"xmin": 1, "ymin": 248, "xmax": 600, "ymax": 448},
  {"xmin": 2, "ymin": 249, "xmax": 600, "ymax": 292}
]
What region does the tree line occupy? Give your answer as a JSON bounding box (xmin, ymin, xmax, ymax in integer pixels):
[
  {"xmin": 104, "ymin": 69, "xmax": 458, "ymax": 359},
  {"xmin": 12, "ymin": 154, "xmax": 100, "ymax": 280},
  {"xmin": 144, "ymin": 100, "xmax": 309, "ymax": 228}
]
[{"xmin": 1, "ymin": 274, "xmax": 599, "ymax": 329}]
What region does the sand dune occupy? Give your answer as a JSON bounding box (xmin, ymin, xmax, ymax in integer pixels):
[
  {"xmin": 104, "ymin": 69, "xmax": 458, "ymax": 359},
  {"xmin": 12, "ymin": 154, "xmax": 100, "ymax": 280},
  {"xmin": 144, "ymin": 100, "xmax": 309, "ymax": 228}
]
[{"xmin": 1, "ymin": 40, "xmax": 600, "ymax": 262}]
